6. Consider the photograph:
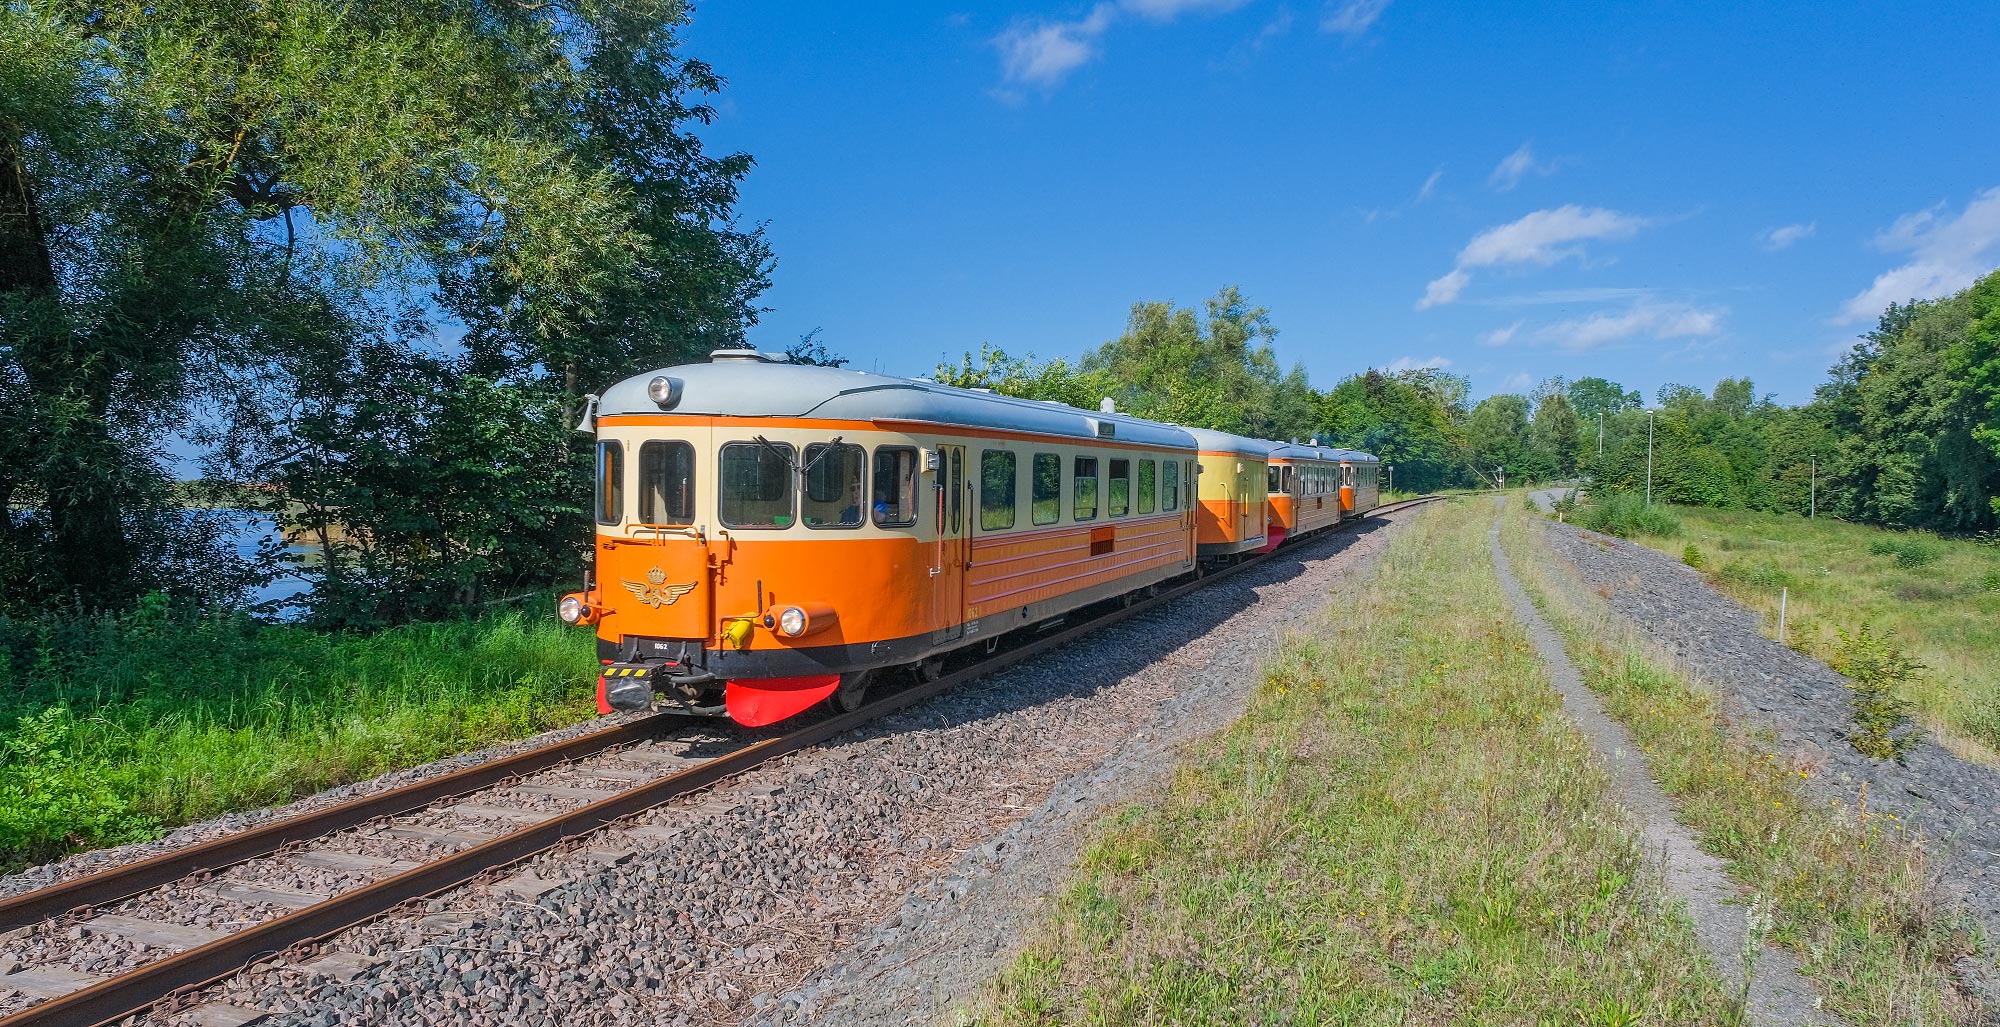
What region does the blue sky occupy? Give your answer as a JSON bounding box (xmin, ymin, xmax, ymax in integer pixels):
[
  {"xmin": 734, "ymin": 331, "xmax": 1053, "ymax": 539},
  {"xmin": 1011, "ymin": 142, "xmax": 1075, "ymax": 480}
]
[{"xmin": 683, "ymin": 1, "xmax": 2000, "ymax": 404}]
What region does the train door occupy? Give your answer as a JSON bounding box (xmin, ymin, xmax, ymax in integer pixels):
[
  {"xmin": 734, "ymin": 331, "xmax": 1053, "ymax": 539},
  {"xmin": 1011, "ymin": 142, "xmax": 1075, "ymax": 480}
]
[
  {"xmin": 1234, "ymin": 461, "xmax": 1253, "ymax": 541},
  {"xmin": 929, "ymin": 445, "xmax": 968, "ymax": 646}
]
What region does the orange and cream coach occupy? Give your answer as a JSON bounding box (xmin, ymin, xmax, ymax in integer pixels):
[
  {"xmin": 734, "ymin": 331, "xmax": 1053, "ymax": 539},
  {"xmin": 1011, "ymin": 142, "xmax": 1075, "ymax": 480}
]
[{"xmin": 561, "ymin": 350, "xmax": 1205, "ymax": 726}]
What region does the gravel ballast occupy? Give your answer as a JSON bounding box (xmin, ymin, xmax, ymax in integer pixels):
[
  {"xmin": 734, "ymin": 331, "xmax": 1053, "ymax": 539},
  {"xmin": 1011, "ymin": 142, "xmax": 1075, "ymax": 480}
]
[
  {"xmin": 94, "ymin": 507, "xmax": 1425, "ymax": 1026},
  {"xmin": 1533, "ymin": 517, "xmax": 2000, "ymax": 997}
]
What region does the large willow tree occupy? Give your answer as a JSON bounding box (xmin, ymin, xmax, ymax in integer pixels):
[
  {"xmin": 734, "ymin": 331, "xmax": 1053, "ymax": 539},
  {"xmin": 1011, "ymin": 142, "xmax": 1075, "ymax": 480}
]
[{"xmin": 0, "ymin": 1, "xmax": 768, "ymax": 614}]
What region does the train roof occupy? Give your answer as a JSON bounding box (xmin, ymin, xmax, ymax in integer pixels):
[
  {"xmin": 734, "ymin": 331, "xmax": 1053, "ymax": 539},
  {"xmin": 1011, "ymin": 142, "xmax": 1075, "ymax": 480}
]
[
  {"xmin": 1264, "ymin": 441, "xmax": 1379, "ymax": 463},
  {"xmin": 597, "ymin": 350, "xmax": 1200, "ymax": 450},
  {"xmin": 1179, "ymin": 427, "xmax": 1274, "ymax": 458}
]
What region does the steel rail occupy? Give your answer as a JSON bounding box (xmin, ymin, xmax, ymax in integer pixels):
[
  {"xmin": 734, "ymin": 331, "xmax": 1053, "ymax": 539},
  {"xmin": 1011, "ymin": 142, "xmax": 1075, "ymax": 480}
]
[
  {"xmin": 0, "ymin": 496, "xmax": 1436, "ymax": 1027},
  {"xmin": 0, "ymin": 717, "xmax": 687, "ymax": 934}
]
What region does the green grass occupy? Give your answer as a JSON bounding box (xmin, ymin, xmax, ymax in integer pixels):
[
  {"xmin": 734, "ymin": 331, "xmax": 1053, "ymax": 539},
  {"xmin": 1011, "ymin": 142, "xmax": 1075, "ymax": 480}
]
[
  {"xmin": 1621, "ymin": 505, "xmax": 2000, "ymax": 764},
  {"xmin": 0, "ymin": 594, "xmax": 598, "ymax": 870},
  {"xmin": 975, "ymin": 498, "xmax": 1737, "ymax": 1026},
  {"xmin": 1501, "ymin": 505, "xmax": 1986, "ymax": 1025}
]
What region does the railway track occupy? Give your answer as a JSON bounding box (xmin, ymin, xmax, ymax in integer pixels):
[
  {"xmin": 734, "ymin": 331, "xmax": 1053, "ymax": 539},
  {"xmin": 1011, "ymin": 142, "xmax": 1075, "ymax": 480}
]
[{"xmin": 0, "ymin": 497, "xmax": 1437, "ymax": 1027}]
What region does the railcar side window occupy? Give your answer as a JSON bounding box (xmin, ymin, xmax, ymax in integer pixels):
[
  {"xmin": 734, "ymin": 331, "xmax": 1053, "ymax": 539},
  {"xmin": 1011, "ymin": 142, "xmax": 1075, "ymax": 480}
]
[
  {"xmin": 637, "ymin": 440, "xmax": 694, "ymax": 525},
  {"xmin": 1073, "ymin": 457, "xmax": 1098, "ymax": 521},
  {"xmin": 595, "ymin": 440, "xmax": 624, "ymax": 525},
  {"xmin": 1137, "ymin": 459, "xmax": 1155, "ymax": 514},
  {"xmin": 980, "ymin": 450, "xmax": 1016, "ymax": 530},
  {"xmin": 872, "ymin": 447, "xmax": 919, "ymax": 527},
  {"xmin": 801, "ymin": 442, "xmax": 865, "ymax": 529},
  {"xmin": 1162, "ymin": 459, "xmax": 1179, "ymax": 512},
  {"xmin": 949, "ymin": 449, "xmax": 963, "ymax": 532},
  {"xmin": 720, "ymin": 441, "xmax": 794, "ymax": 528},
  {"xmin": 1107, "ymin": 459, "xmax": 1129, "ymax": 517},
  {"xmin": 1032, "ymin": 453, "xmax": 1060, "ymax": 526},
  {"xmin": 1266, "ymin": 465, "xmax": 1280, "ymax": 492}
]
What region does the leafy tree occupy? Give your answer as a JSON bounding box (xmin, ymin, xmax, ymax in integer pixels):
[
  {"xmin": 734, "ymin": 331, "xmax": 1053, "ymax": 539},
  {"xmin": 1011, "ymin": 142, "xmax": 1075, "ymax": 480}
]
[
  {"xmin": 1321, "ymin": 369, "xmax": 1470, "ymax": 491},
  {"xmin": 2, "ymin": 0, "xmax": 769, "ymax": 618},
  {"xmin": 1531, "ymin": 390, "xmax": 1583, "ymax": 476},
  {"xmin": 1467, "ymin": 394, "xmax": 1539, "ymax": 485},
  {"xmin": 1566, "ymin": 376, "xmax": 1641, "ymax": 422}
]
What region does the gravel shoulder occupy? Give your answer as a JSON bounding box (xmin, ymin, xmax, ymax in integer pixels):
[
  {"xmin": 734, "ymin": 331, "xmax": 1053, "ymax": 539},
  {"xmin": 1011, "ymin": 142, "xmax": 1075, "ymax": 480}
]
[{"xmin": 1534, "ymin": 517, "xmax": 2000, "ymax": 991}]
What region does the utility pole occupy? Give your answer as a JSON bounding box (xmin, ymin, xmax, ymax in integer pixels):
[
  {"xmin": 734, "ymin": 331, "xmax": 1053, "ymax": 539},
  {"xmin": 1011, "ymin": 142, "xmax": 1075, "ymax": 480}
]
[
  {"xmin": 1597, "ymin": 411, "xmax": 1604, "ymax": 457},
  {"xmin": 1645, "ymin": 409, "xmax": 1655, "ymax": 506},
  {"xmin": 1810, "ymin": 454, "xmax": 1816, "ymax": 519}
]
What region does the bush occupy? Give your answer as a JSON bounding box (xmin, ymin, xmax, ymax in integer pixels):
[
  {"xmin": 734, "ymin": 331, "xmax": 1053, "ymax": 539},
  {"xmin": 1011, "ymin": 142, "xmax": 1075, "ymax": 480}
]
[
  {"xmin": 1575, "ymin": 492, "xmax": 1683, "ymax": 539},
  {"xmin": 1979, "ymin": 571, "xmax": 2000, "ymax": 594},
  {"xmin": 0, "ymin": 708, "xmax": 159, "ymax": 866},
  {"xmin": 1867, "ymin": 534, "xmax": 1941, "ymax": 568},
  {"xmin": 1719, "ymin": 559, "xmax": 1794, "ymax": 590},
  {"xmin": 1681, "ymin": 544, "xmax": 1705, "ymax": 569},
  {"xmin": 1830, "ymin": 625, "xmax": 1922, "ymax": 762}
]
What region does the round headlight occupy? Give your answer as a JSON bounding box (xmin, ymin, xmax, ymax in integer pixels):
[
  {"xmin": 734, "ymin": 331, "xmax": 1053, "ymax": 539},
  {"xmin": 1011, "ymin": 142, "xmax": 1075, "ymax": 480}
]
[
  {"xmin": 558, "ymin": 595, "xmax": 586, "ymax": 625},
  {"xmin": 646, "ymin": 375, "xmax": 682, "ymax": 408},
  {"xmin": 777, "ymin": 606, "xmax": 806, "ymax": 637}
]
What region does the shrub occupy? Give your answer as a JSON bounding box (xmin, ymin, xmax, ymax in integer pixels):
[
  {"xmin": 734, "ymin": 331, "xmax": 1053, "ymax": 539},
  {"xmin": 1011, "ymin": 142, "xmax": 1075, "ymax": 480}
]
[
  {"xmin": 0, "ymin": 708, "xmax": 159, "ymax": 867},
  {"xmin": 1575, "ymin": 492, "xmax": 1682, "ymax": 539},
  {"xmin": 1720, "ymin": 560, "xmax": 1794, "ymax": 590},
  {"xmin": 1830, "ymin": 625, "xmax": 1922, "ymax": 762},
  {"xmin": 1979, "ymin": 571, "xmax": 2000, "ymax": 594},
  {"xmin": 1866, "ymin": 534, "xmax": 1941, "ymax": 568},
  {"xmin": 1681, "ymin": 544, "xmax": 1705, "ymax": 569}
]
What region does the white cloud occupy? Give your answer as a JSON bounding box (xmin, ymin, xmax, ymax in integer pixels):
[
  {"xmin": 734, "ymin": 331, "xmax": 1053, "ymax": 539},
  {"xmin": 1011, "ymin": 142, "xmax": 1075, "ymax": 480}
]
[
  {"xmin": 1125, "ymin": 0, "xmax": 1248, "ymax": 19},
  {"xmin": 1417, "ymin": 205, "xmax": 1650, "ymax": 308},
  {"xmin": 1415, "ymin": 167, "xmax": 1442, "ymax": 203},
  {"xmin": 1487, "ymin": 142, "xmax": 1556, "ymax": 192},
  {"xmin": 1459, "ymin": 206, "xmax": 1646, "ymax": 267},
  {"xmin": 995, "ymin": 5, "xmax": 1117, "ymax": 87},
  {"xmin": 1760, "ymin": 222, "xmax": 1816, "ymax": 251},
  {"xmin": 996, "ymin": 0, "xmax": 1251, "ymax": 90},
  {"xmin": 1417, "ymin": 269, "xmax": 1469, "ymax": 309},
  {"xmin": 1499, "ymin": 371, "xmax": 1533, "ymax": 392},
  {"xmin": 1838, "ymin": 187, "xmax": 2000, "ymax": 322},
  {"xmin": 1383, "ymin": 354, "xmax": 1451, "ymax": 374},
  {"xmin": 1480, "ymin": 322, "xmax": 1521, "ymax": 346},
  {"xmin": 1535, "ymin": 302, "xmax": 1722, "ymax": 351},
  {"xmin": 1322, "ymin": 0, "xmax": 1390, "ymax": 36}
]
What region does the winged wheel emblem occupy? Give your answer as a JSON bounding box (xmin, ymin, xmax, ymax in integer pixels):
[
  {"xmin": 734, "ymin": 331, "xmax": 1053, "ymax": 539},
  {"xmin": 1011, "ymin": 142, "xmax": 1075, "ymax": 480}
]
[{"xmin": 623, "ymin": 566, "xmax": 697, "ymax": 608}]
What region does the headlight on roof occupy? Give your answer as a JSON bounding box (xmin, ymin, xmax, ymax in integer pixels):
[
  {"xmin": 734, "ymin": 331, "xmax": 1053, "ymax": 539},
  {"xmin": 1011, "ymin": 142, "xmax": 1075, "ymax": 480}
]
[{"xmin": 647, "ymin": 375, "xmax": 683, "ymax": 409}]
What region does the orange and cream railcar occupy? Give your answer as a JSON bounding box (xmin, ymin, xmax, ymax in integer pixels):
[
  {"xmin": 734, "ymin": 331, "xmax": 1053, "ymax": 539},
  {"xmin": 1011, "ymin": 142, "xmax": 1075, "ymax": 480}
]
[
  {"xmin": 1183, "ymin": 428, "xmax": 1271, "ymax": 559},
  {"xmin": 1261, "ymin": 442, "xmax": 1353, "ymax": 551},
  {"xmin": 562, "ymin": 350, "xmax": 1202, "ymax": 726},
  {"xmin": 1336, "ymin": 449, "xmax": 1383, "ymax": 517}
]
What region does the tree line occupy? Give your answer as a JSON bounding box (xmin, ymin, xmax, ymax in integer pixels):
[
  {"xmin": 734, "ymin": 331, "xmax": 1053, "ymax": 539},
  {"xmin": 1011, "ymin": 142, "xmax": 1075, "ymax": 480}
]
[{"xmin": 937, "ymin": 275, "xmax": 2000, "ymax": 536}]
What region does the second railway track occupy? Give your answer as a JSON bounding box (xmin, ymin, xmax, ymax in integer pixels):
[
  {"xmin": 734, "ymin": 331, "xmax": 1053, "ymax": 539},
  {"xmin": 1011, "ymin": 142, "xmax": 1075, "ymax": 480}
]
[{"xmin": 0, "ymin": 497, "xmax": 1436, "ymax": 1027}]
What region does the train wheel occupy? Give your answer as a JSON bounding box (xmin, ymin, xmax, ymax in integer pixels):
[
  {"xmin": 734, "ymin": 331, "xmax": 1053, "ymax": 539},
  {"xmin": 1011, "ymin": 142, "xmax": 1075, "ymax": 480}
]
[
  {"xmin": 914, "ymin": 656, "xmax": 946, "ymax": 682},
  {"xmin": 834, "ymin": 670, "xmax": 871, "ymax": 712}
]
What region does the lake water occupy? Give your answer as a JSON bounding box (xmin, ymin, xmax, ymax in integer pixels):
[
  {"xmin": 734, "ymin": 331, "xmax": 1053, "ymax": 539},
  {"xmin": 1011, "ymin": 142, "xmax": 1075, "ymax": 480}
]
[{"xmin": 218, "ymin": 511, "xmax": 317, "ymax": 611}]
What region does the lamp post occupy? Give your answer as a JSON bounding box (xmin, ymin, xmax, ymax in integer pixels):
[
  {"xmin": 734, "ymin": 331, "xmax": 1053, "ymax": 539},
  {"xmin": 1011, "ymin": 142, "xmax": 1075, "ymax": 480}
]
[
  {"xmin": 1645, "ymin": 408, "xmax": 1656, "ymax": 506},
  {"xmin": 1597, "ymin": 411, "xmax": 1604, "ymax": 457}
]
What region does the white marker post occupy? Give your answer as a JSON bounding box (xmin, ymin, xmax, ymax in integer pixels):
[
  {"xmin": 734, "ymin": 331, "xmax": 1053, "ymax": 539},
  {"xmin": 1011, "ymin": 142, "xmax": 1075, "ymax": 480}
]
[{"xmin": 1778, "ymin": 587, "xmax": 1788, "ymax": 644}]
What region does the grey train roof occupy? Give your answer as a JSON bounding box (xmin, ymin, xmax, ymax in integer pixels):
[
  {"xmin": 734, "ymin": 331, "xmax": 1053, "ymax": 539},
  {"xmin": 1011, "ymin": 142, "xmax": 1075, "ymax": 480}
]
[
  {"xmin": 1179, "ymin": 426, "xmax": 1273, "ymax": 458},
  {"xmin": 598, "ymin": 350, "xmax": 1200, "ymax": 450},
  {"xmin": 1266, "ymin": 441, "xmax": 1379, "ymax": 464}
]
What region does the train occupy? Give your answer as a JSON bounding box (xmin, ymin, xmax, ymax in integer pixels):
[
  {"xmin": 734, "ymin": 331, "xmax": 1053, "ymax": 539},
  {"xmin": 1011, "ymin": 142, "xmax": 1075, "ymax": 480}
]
[{"xmin": 560, "ymin": 349, "xmax": 1381, "ymax": 726}]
